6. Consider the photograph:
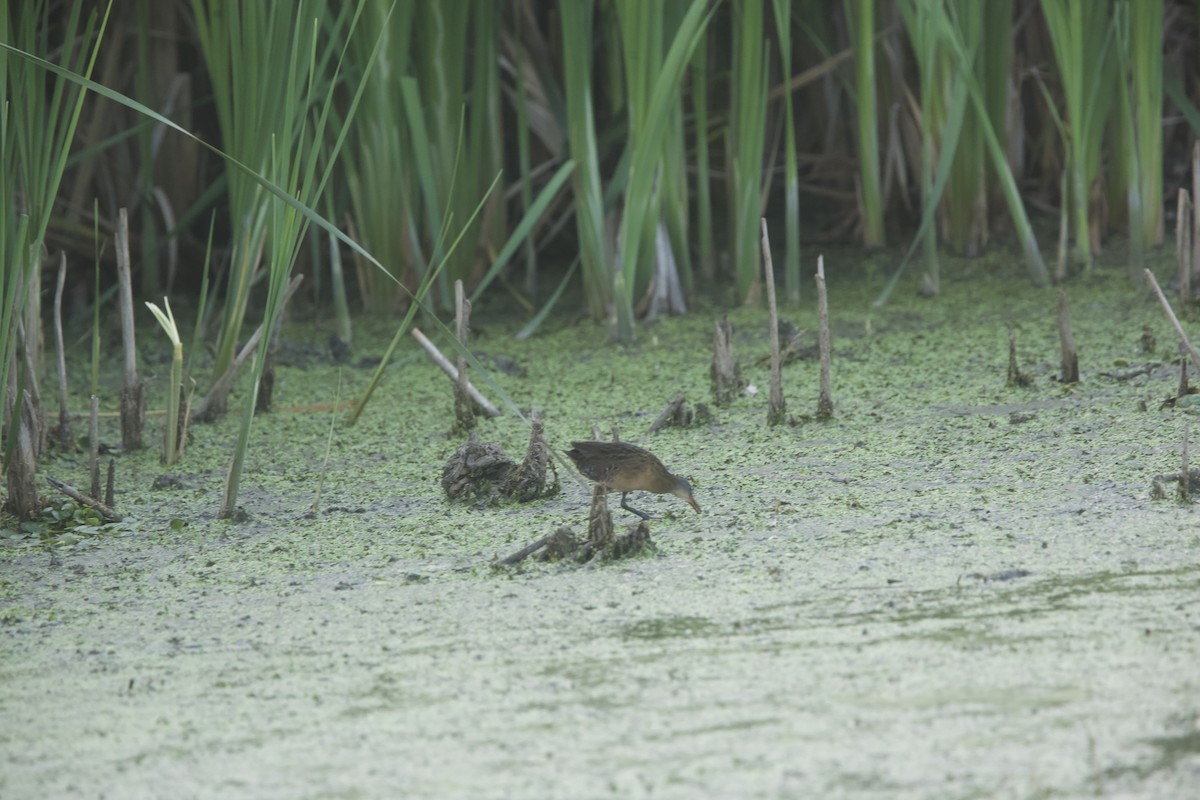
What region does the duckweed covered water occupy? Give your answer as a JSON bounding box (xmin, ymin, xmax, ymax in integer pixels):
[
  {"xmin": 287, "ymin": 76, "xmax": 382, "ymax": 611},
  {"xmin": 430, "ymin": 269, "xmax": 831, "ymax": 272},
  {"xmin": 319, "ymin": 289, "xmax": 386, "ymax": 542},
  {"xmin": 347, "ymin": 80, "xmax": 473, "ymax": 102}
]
[{"xmin": 2, "ymin": 253, "xmax": 1198, "ymax": 798}]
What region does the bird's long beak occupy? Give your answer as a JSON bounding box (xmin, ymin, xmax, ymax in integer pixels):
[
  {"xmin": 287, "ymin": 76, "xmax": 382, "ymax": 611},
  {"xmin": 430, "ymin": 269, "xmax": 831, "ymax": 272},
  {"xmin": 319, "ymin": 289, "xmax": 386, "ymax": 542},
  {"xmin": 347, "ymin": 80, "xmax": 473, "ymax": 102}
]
[{"xmin": 687, "ymin": 495, "xmax": 701, "ymax": 513}]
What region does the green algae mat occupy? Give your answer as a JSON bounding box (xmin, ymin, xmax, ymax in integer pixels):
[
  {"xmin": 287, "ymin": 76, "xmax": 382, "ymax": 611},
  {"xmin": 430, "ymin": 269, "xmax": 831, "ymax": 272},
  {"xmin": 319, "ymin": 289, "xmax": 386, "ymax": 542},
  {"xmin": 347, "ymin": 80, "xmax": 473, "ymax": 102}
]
[{"xmin": 2, "ymin": 255, "xmax": 1198, "ymax": 798}]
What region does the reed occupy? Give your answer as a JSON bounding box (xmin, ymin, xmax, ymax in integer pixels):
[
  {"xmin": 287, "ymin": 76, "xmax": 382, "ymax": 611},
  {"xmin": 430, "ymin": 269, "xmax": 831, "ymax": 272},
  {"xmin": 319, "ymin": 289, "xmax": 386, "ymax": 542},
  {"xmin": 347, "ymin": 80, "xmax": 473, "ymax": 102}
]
[
  {"xmin": 0, "ymin": 1, "xmax": 110, "ymax": 517},
  {"xmin": 730, "ymin": 0, "xmax": 769, "ymax": 303},
  {"xmin": 1041, "ymin": 0, "xmax": 1115, "ymax": 268},
  {"xmin": 771, "ymin": 0, "xmax": 802, "ymax": 302},
  {"xmin": 845, "ymin": 0, "xmax": 885, "ymax": 247}
]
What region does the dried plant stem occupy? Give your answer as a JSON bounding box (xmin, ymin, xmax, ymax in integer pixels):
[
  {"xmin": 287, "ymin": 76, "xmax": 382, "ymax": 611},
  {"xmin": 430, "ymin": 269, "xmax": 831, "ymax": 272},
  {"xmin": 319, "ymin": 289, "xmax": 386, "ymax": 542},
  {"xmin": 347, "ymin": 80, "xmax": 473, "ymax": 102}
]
[
  {"xmin": 89, "ymin": 395, "xmax": 100, "ymax": 498},
  {"xmin": 761, "ymin": 219, "xmax": 786, "ymax": 426},
  {"xmin": 410, "ymin": 328, "xmax": 501, "ymax": 417},
  {"xmin": 453, "ymin": 280, "xmax": 476, "ymax": 432},
  {"xmin": 53, "ymin": 252, "xmax": 72, "ymax": 450},
  {"xmin": 115, "ymin": 209, "xmax": 143, "ymax": 450},
  {"xmin": 1144, "ymin": 268, "xmax": 1200, "ymax": 375},
  {"xmin": 1057, "ymin": 290, "xmax": 1080, "ymax": 383},
  {"xmin": 1177, "ymin": 188, "xmax": 1191, "ymax": 306},
  {"xmin": 816, "ymin": 255, "xmax": 834, "ymax": 419}
]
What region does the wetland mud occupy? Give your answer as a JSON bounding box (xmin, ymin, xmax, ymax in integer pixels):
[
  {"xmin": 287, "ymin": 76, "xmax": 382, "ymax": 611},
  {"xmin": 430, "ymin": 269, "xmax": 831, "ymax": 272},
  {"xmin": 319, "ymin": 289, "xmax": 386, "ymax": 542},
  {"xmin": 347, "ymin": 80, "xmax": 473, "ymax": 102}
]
[{"xmin": 2, "ymin": 256, "xmax": 1199, "ymax": 798}]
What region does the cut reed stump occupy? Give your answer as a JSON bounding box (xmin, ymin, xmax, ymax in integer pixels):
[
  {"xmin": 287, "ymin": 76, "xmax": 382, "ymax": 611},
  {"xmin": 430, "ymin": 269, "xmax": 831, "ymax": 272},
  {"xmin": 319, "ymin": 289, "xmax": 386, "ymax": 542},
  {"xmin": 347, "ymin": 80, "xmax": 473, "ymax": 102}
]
[
  {"xmin": 52, "ymin": 252, "xmax": 72, "ymax": 451},
  {"xmin": 1006, "ymin": 327, "xmax": 1033, "ymax": 388},
  {"xmin": 761, "ymin": 219, "xmax": 787, "ymax": 426},
  {"xmin": 815, "ymin": 255, "xmax": 834, "ymax": 419},
  {"xmin": 710, "ymin": 316, "xmax": 744, "ymax": 405},
  {"xmin": 115, "ymin": 209, "xmax": 144, "ymax": 450},
  {"xmin": 1057, "ymin": 290, "xmax": 1080, "ymax": 384},
  {"xmin": 452, "ymin": 280, "xmax": 476, "ymax": 434}
]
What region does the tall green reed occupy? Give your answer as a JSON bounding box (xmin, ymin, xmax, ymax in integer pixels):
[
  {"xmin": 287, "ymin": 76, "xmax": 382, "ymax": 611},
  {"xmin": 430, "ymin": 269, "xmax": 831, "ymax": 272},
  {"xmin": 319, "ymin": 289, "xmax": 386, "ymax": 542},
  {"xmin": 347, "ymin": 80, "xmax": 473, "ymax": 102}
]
[
  {"xmin": 845, "ymin": 0, "xmax": 885, "ymax": 247},
  {"xmin": 1041, "ymin": 0, "xmax": 1115, "ymax": 268},
  {"xmin": 771, "ymin": 0, "xmax": 803, "ymax": 302},
  {"xmin": 730, "ymin": 0, "xmax": 769, "ymax": 304},
  {"xmin": 560, "ymin": 1, "xmax": 613, "ymax": 323},
  {"xmin": 217, "ymin": 1, "xmax": 380, "ymax": 517},
  {"xmin": 1, "ymin": 1, "xmax": 110, "ymax": 516}
]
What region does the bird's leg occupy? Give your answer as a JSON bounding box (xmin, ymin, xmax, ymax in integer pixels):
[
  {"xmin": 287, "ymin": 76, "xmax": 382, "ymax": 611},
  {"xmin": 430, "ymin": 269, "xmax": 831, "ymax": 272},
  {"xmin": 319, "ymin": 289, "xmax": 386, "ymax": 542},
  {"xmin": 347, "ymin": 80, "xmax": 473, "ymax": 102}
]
[{"xmin": 620, "ymin": 492, "xmax": 651, "ymax": 520}]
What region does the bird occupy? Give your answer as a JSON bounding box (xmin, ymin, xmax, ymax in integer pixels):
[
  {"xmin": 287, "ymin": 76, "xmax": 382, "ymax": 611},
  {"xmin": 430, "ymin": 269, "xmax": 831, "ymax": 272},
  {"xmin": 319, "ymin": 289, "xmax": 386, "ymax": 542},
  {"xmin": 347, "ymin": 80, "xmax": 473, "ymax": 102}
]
[{"xmin": 565, "ymin": 440, "xmax": 701, "ymax": 520}]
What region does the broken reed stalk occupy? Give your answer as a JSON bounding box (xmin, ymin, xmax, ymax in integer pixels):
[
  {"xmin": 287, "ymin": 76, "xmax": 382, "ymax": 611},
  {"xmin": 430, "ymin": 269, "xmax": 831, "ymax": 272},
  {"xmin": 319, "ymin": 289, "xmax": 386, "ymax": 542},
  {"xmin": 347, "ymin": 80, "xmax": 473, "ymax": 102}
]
[
  {"xmin": 115, "ymin": 209, "xmax": 143, "ymax": 450},
  {"xmin": 1178, "ymin": 188, "xmax": 1192, "ymax": 306},
  {"xmin": 1057, "ymin": 289, "xmax": 1080, "ymax": 383},
  {"xmin": 816, "ymin": 254, "xmax": 834, "ymax": 419},
  {"xmin": 46, "ymin": 476, "xmax": 122, "ymax": 523},
  {"xmin": 105, "ymin": 458, "xmax": 115, "ymax": 508},
  {"xmin": 710, "ymin": 316, "xmax": 743, "ymax": 405},
  {"xmin": 1180, "ymin": 359, "xmax": 1190, "ymax": 399},
  {"xmin": 410, "ymin": 328, "xmax": 501, "ymax": 417},
  {"xmin": 1144, "ymin": 268, "xmax": 1200, "ymax": 376},
  {"xmin": 89, "ymin": 395, "xmax": 100, "ymax": 498},
  {"xmin": 53, "ymin": 252, "xmax": 72, "ymax": 450},
  {"xmin": 453, "ymin": 279, "xmax": 476, "ymax": 432},
  {"xmin": 761, "ymin": 219, "xmax": 786, "ymax": 426}
]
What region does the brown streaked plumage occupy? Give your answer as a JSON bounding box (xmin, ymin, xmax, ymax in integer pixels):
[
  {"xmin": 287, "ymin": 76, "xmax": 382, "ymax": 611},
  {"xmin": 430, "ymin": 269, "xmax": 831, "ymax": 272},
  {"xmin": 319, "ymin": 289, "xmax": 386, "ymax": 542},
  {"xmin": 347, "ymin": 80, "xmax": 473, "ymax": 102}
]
[{"xmin": 565, "ymin": 441, "xmax": 701, "ymax": 519}]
